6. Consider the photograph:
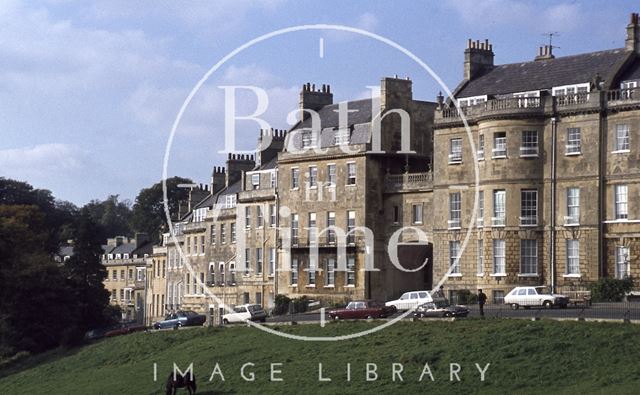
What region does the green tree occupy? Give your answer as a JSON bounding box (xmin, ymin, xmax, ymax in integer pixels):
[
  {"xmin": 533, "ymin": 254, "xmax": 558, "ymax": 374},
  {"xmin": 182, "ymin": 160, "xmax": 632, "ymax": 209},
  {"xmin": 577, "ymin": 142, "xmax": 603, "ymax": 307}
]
[
  {"xmin": 0, "ymin": 204, "xmax": 74, "ymax": 355},
  {"xmin": 63, "ymin": 211, "xmax": 111, "ymax": 342},
  {"xmin": 131, "ymin": 176, "xmax": 193, "ymax": 242},
  {"xmin": 82, "ymin": 195, "xmax": 132, "ymax": 237}
]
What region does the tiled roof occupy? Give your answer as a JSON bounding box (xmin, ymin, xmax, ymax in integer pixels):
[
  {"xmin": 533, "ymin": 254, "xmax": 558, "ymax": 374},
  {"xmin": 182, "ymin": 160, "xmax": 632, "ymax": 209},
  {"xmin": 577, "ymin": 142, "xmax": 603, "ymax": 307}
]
[{"xmin": 456, "ymin": 49, "xmax": 630, "ymax": 98}]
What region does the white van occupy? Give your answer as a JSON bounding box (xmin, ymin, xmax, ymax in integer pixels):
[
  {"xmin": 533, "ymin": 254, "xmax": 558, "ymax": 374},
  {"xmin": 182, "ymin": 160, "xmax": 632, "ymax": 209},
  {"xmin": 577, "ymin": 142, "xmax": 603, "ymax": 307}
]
[{"xmin": 385, "ymin": 291, "xmax": 433, "ymax": 310}]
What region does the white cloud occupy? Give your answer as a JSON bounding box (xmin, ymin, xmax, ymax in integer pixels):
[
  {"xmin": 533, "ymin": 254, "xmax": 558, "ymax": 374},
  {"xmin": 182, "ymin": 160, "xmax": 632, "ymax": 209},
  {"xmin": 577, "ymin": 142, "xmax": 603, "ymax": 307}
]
[
  {"xmin": 446, "ymin": 0, "xmax": 582, "ymax": 33},
  {"xmin": 0, "ymin": 143, "xmax": 91, "ymax": 179},
  {"xmin": 356, "ymin": 12, "xmax": 378, "ymax": 32}
]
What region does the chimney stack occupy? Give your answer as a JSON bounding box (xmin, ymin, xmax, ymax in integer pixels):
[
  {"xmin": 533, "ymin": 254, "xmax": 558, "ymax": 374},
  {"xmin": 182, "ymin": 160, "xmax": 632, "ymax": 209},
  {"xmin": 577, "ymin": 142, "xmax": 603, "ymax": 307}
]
[
  {"xmin": 257, "ymin": 128, "xmax": 286, "ymax": 166},
  {"xmin": 210, "ymin": 166, "xmax": 226, "ymax": 194},
  {"xmin": 226, "ymin": 153, "xmax": 255, "ymax": 187},
  {"xmin": 299, "ymin": 82, "xmax": 333, "ymax": 115},
  {"xmin": 535, "ymin": 45, "xmax": 555, "ymax": 61},
  {"xmin": 463, "ymin": 38, "xmax": 494, "ymax": 80},
  {"xmin": 626, "ymin": 12, "xmax": 640, "ymax": 53}
]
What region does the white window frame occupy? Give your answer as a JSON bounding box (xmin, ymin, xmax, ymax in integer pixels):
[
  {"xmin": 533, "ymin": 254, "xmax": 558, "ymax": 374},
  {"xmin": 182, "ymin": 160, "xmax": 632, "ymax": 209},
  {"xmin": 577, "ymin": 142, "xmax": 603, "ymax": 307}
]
[
  {"xmin": 251, "ymin": 173, "xmax": 260, "ymax": 190},
  {"xmin": 291, "ymin": 167, "xmax": 300, "ymax": 189},
  {"xmin": 566, "ymin": 239, "xmax": 580, "ymax": 275},
  {"xmin": 478, "ymin": 134, "xmax": 485, "ymax": 160},
  {"xmin": 458, "ymin": 95, "xmax": 487, "ymax": 107},
  {"xmin": 565, "ymin": 188, "xmax": 580, "ymax": 226},
  {"xmin": 308, "ymin": 166, "xmax": 318, "ymax": 188},
  {"xmin": 449, "ymin": 138, "xmax": 463, "ymax": 164},
  {"xmin": 449, "ymin": 241, "xmax": 461, "ymax": 275},
  {"xmin": 346, "ymin": 162, "xmax": 357, "ymax": 185},
  {"xmin": 520, "ymin": 189, "xmax": 538, "ymax": 226},
  {"xmin": 614, "ymin": 124, "xmax": 630, "ymax": 152},
  {"xmin": 492, "ymin": 190, "xmax": 506, "ymax": 227},
  {"xmin": 268, "ymin": 248, "xmax": 276, "ymax": 276},
  {"xmin": 412, "ymin": 203, "xmax": 423, "ymax": 225},
  {"xmin": 334, "ymin": 129, "xmax": 350, "ymax": 145},
  {"xmin": 616, "ymin": 246, "xmax": 630, "ymax": 279},
  {"xmin": 327, "ymin": 164, "xmax": 336, "ymax": 186},
  {"xmin": 615, "ymin": 185, "xmax": 628, "ymax": 220},
  {"xmin": 520, "ymin": 130, "xmax": 539, "ymax": 157},
  {"xmin": 492, "ymin": 239, "xmax": 506, "ymax": 275},
  {"xmin": 477, "ymin": 190, "xmax": 484, "ymax": 228},
  {"xmin": 448, "ymin": 192, "xmax": 461, "ymax": 229},
  {"xmin": 566, "ymin": 128, "xmax": 581, "ymax": 155},
  {"xmin": 325, "ymin": 258, "xmax": 336, "ymax": 286},
  {"xmin": 477, "ymin": 239, "xmax": 484, "ymax": 275},
  {"xmin": 269, "ymin": 204, "xmax": 276, "ymax": 227},
  {"xmin": 225, "ymin": 195, "xmax": 236, "ymax": 209},
  {"xmin": 492, "ymin": 132, "xmax": 507, "ymax": 158}
]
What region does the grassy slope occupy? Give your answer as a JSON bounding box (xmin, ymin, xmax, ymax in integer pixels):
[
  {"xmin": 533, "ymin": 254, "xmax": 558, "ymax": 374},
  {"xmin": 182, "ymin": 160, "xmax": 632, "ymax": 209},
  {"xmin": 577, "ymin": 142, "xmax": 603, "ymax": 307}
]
[{"xmin": 1, "ymin": 319, "xmax": 640, "ymax": 395}]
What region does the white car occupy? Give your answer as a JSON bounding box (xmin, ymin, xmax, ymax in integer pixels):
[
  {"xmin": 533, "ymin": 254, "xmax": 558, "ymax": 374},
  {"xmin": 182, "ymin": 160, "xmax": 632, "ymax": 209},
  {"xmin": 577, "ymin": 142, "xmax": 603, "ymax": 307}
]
[
  {"xmin": 222, "ymin": 304, "xmax": 267, "ymax": 324},
  {"xmin": 504, "ymin": 286, "xmax": 569, "ymax": 310},
  {"xmin": 385, "ymin": 290, "xmax": 433, "ymax": 310}
]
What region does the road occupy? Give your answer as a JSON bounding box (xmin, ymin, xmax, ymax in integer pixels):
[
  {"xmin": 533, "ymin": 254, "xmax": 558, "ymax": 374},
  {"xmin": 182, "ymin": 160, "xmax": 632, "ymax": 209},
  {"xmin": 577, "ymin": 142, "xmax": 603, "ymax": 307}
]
[{"xmin": 265, "ymin": 303, "xmax": 640, "ymax": 323}]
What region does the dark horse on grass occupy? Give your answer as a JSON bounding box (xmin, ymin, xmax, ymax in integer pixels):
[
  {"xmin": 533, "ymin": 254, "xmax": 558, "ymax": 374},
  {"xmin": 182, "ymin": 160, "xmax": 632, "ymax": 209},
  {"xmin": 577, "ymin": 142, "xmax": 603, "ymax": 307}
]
[{"xmin": 165, "ymin": 371, "xmax": 196, "ymax": 395}]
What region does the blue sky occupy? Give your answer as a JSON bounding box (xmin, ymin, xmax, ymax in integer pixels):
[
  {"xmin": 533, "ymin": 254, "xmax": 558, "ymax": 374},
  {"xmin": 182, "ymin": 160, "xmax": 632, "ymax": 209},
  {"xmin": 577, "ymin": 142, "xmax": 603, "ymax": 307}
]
[{"xmin": 1, "ymin": 0, "xmax": 637, "ymax": 205}]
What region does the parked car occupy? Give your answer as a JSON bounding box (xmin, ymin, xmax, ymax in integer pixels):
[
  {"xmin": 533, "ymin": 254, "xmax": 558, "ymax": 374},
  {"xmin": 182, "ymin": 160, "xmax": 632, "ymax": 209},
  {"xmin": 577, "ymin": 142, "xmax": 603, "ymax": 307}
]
[
  {"xmin": 413, "ymin": 298, "xmax": 469, "ymax": 318},
  {"xmin": 153, "ymin": 310, "xmax": 207, "ymax": 329},
  {"xmin": 222, "ymin": 304, "xmax": 267, "ymax": 324},
  {"xmin": 504, "ymin": 286, "xmax": 569, "ymax": 310},
  {"xmin": 104, "ymin": 322, "xmax": 148, "ymax": 337},
  {"xmin": 385, "ymin": 291, "xmax": 433, "ymax": 310},
  {"xmin": 328, "ymin": 300, "xmax": 397, "ymax": 320}
]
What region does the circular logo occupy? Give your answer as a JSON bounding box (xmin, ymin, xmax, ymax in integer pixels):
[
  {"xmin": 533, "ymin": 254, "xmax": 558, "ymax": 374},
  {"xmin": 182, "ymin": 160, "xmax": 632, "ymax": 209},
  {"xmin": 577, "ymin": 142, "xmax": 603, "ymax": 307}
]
[{"xmin": 163, "ymin": 24, "xmax": 477, "ymax": 341}]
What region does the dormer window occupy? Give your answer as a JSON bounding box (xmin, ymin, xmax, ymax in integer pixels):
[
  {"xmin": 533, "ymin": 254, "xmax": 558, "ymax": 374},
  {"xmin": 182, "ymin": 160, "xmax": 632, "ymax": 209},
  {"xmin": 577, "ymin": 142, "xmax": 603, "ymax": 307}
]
[
  {"xmin": 193, "ymin": 208, "xmax": 208, "ymax": 222},
  {"xmin": 458, "ymin": 95, "xmax": 487, "ymax": 107},
  {"xmin": 301, "ymin": 130, "xmax": 315, "ymax": 148},
  {"xmin": 552, "ymin": 83, "xmax": 589, "ymax": 105},
  {"xmin": 334, "ymin": 129, "xmax": 350, "ymax": 145},
  {"xmin": 251, "ymin": 174, "xmax": 260, "ymax": 190},
  {"xmin": 225, "ymin": 195, "xmax": 236, "ymax": 209}
]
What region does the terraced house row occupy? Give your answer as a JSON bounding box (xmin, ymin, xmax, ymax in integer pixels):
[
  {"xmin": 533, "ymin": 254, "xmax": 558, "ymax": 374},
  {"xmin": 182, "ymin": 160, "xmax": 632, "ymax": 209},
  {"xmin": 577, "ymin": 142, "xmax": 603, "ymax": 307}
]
[{"xmin": 104, "ymin": 12, "xmax": 640, "ymax": 324}]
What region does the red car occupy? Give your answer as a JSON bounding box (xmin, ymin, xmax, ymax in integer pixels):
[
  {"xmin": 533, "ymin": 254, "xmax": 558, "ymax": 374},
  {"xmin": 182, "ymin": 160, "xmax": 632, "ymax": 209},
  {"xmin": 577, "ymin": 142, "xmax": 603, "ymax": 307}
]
[
  {"xmin": 328, "ymin": 300, "xmax": 397, "ymax": 320},
  {"xmin": 104, "ymin": 323, "xmax": 147, "ymax": 337}
]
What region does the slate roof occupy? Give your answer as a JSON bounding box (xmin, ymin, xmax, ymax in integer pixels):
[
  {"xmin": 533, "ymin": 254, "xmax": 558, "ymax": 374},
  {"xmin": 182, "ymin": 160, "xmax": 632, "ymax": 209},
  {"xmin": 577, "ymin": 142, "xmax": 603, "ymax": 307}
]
[
  {"xmin": 287, "ymin": 98, "xmax": 377, "ymax": 151},
  {"xmin": 619, "ymin": 57, "xmax": 640, "ymax": 81},
  {"xmin": 456, "ymin": 49, "xmax": 630, "ymax": 98},
  {"xmin": 215, "ymin": 180, "xmax": 242, "ymax": 205}
]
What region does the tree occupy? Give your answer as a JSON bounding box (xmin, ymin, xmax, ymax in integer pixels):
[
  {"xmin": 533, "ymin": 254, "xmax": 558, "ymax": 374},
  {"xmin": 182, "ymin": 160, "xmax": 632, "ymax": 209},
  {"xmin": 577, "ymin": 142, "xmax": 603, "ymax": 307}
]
[
  {"xmin": 131, "ymin": 176, "xmax": 193, "ymax": 242},
  {"xmin": 82, "ymin": 195, "xmax": 132, "ymax": 237},
  {"xmin": 0, "ymin": 204, "xmax": 74, "ymax": 355},
  {"xmin": 63, "ymin": 211, "xmax": 111, "ymax": 340},
  {"xmin": 0, "ymin": 177, "xmax": 74, "ymax": 253}
]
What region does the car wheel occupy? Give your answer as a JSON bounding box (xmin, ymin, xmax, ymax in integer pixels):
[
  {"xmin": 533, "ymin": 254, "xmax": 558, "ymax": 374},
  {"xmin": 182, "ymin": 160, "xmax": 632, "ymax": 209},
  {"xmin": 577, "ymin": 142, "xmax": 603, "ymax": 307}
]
[
  {"xmin": 511, "ymin": 303, "xmax": 519, "ymax": 310},
  {"xmin": 444, "ymin": 312, "xmax": 452, "ymax": 318},
  {"xmin": 366, "ymin": 315, "xmax": 373, "ymax": 320},
  {"xmin": 333, "ymin": 315, "xmax": 340, "ymax": 321},
  {"xmin": 543, "ymin": 300, "xmax": 553, "ymax": 308},
  {"xmin": 260, "ymin": 318, "xmax": 266, "ymax": 323},
  {"xmin": 223, "ymin": 319, "xmax": 229, "ymax": 325}
]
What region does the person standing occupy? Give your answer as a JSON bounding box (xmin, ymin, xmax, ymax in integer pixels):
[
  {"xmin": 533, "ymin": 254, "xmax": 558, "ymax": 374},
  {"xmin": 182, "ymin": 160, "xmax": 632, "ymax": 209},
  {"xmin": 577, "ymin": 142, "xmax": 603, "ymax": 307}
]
[{"xmin": 478, "ymin": 289, "xmax": 487, "ymax": 318}]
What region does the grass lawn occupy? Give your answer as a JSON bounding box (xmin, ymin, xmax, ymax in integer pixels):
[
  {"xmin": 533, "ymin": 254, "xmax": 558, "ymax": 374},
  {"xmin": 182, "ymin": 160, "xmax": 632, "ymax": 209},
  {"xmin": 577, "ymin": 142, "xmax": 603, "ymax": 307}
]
[{"xmin": 1, "ymin": 319, "xmax": 640, "ymax": 394}]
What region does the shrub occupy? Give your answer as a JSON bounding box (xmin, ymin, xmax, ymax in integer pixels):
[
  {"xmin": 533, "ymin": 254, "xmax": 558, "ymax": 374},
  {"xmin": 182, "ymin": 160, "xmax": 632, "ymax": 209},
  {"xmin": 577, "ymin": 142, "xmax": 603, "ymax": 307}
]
[
  {"xmin": 457, "ymin": 289, "xmax": 478, "ymax": 304},
  {"xmin": 272, "ymin": 294, "xmax": 291, "ymax": 316},
  {"xmin": 589, "ymin": 277, "xmax": 634, "ymax": 302}
]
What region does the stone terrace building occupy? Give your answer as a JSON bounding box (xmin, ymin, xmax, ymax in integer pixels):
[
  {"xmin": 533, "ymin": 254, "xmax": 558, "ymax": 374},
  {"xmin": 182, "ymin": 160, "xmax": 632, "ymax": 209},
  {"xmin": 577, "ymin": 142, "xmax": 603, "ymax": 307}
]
[
  {"xmin": 277, "ymin": 78, "xmax": 435, "ymax": 304},
  {"xmin": 102, "ymin": 234, "xmax": 152, "ymax": 322},
  {"xmin": 432, "ymin": 13, "xmax": 640, "ymax": 303},
  {"xmin": 145, "ymin": 243, "xmax": 167, "ymax": 325}
]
